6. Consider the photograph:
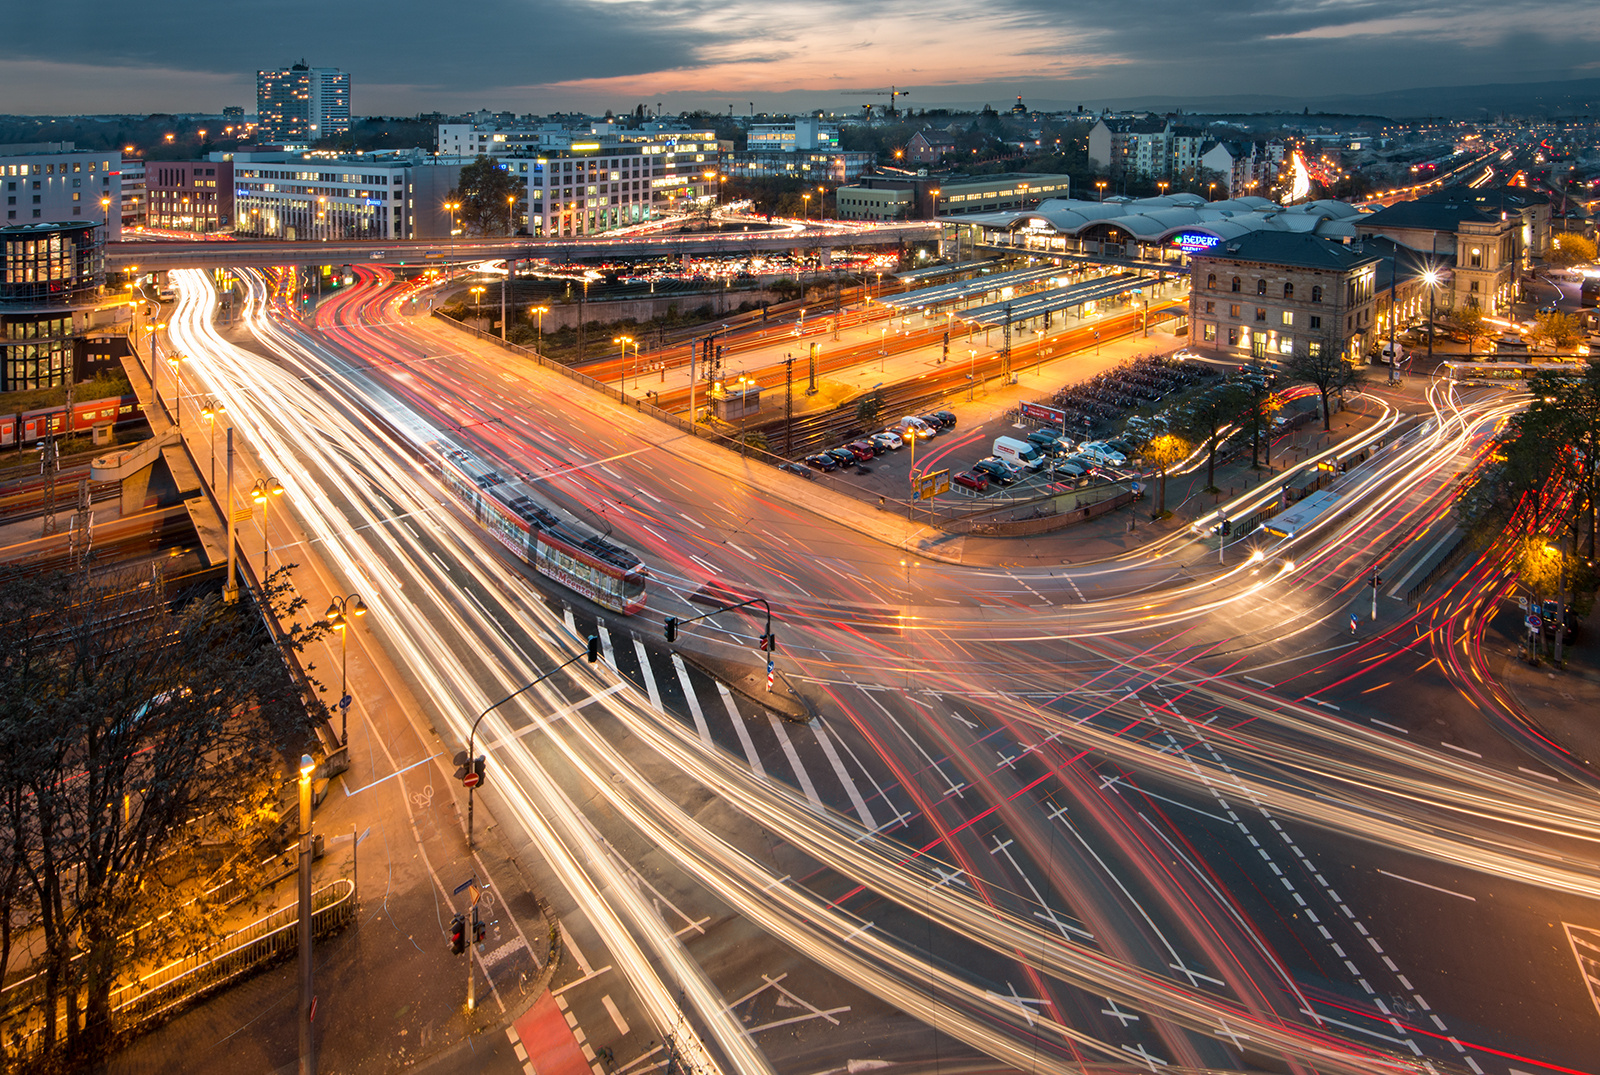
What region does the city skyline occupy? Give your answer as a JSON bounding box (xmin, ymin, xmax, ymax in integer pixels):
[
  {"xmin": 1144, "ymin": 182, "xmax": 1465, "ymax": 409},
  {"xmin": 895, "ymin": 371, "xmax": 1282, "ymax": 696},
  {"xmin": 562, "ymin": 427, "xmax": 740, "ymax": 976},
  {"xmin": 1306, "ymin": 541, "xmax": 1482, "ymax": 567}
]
[{"xmin": 2, "ymin": 0, "xmax": 1598, "ymax": 116}]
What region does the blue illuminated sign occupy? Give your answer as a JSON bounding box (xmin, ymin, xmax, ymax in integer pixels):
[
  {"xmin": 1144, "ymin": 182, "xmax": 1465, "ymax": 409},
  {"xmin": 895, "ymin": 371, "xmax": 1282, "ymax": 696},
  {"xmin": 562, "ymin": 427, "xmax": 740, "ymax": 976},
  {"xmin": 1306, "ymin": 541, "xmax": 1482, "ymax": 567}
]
[{"xmin": 1172, "ymin": 232, "xmax": 1222, "ymax": 251}]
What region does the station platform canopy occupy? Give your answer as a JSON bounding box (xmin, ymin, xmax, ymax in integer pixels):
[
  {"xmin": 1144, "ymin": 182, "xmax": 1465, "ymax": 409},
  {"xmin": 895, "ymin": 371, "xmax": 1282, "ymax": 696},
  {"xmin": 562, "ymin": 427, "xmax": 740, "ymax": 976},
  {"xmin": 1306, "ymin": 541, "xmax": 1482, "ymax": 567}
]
[
  {"xmin": 956, "ymin": 271, "xmax": 1155, "ymax": 327},
  {"xmin": 893, "ymin": 257, "xmax": 1002, "ymax": 284},
  {"xmin": 882, "ymin": 264, "xmax": 1062, "ymax": 310}
]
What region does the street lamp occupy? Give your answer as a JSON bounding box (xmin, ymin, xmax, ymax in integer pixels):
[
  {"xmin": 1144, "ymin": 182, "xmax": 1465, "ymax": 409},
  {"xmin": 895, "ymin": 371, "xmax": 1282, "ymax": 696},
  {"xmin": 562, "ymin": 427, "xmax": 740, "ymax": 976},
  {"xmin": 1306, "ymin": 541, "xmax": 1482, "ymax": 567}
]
[
  {"xmin": 100, "ymin": 195, "xmax": 111, "ymax": 231},
  {"xmin": 200, "ymin": 397, "xmax": 225, "ymax": 489},
  {"xmin": 613, "ymin": 335, "xmax": 635, "ymax": 394},
  {"xmin": 1156, "ymin": 180, "xmax": 1169, "ymax": 198},
  {"xmin": 445, "ymin": 200, "xmax": 460, "ymax": 236},
  {"xmin": 469, "ymin": 285, "xmax": 485, "ymax": 321},
  {"xmin": 802, "ymin": 192, "xmax": 811, "ymax": 223},
  {"xmin": 1095, "ymin": 180, "xmax": 1107, "ymax": 202},
  {"xmin": 297, "ymin": 753, "xmax": 316, "ymax": 1075},
  {"xmin": 1422, "ymin": 268, "xmax": 1440, "ymax": 366},
  {"xmin": 1208, "ymin": 181, "xmax": 1217, "ymax": 201},
  {"xmin": 250, "ymin": 476, "xmax": 285, "ymax": 582},
  {"xmin": 530, "ymin": 304, "xmax": 549, "ymax": 351},
  {"xmin": 166, "ymin": 352, "xmax": 184, "ymax": 428},
  {"xmin": 507, "ymin": 193, "xmax": 517, "ymax": 237},
  {"xmin": 325, "ymin": 593, "xmax": 368, "ymax": 745}
]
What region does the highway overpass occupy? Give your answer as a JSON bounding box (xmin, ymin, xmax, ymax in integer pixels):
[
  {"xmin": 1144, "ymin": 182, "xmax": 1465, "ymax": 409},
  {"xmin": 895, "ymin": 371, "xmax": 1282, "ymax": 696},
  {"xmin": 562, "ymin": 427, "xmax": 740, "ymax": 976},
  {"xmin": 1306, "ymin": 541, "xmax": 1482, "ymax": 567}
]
[{"xmin": 106, "ymin": 222, "xmax": 940, "ymax": 271}]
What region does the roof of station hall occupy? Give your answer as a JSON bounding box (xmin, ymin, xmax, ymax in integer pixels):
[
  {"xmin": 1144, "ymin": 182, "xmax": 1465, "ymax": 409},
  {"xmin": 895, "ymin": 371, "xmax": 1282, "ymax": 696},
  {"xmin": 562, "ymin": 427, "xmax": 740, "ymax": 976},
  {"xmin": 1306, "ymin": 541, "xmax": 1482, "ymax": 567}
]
[{"xmin": 945, "ymin": 193, "xmax": 1367, "ymax": 244}]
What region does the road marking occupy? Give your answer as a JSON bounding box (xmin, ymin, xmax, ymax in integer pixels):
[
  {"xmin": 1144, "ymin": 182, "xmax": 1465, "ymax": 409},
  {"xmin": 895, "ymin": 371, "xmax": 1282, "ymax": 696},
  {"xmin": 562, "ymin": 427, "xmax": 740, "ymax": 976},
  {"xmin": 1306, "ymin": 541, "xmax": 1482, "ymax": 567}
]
[
  {"xmin": 1517, "ymin": 765, "xmax": 1558, "ymax": 783},
  {"xmin": 1439, "ymin": 741, "xmax": 1481, "ymax": 758},
  {"xmin": 1242, "ymin": 675, "xmax": 1275, "ymax": 689},
  {"xmin": 768, "ymin": 713, "xmax": 822, "ymax": 808},
  {"xmin": 671, "ymin": 654, "xmax": 713, "ymax": 747},
  {"xmin": 1370, "ymin": 719, "xmax": 1409, "ymax": 735},
  {"xmin": 601, "ymin": 994, "xmax": 630, "ymax": 1036},
  {"xmin": 717, "ymin": 682, "xmax": 766, "ymax": 777},
  {"xmin": 1377, "ymin": 869, "xmax": 1476, "ymax": 901},
  {"xmin": 632, "ymin": 638, "xmax": 663, "ymax": 711},
  {"xmin": 564, "ymin": 606, "xmax": 578, "ymax": 637},
  {"xmin": 678, "ymin": 511, "xmax": 705, "ymax": 529},
  {"xmin": 597, "ymin": 623, "xmax": 618, "ymax": 671},
  {"xmin": 727, "ymin": 541, "xmax": 757, "ymax": 561},
  {"xmin": 1306, "ymin": 697, "xmax": 1341, "ymax": 710},
  {"xmin": 811, "ymin": 723, "xmax": 877, "ymax": 830}
]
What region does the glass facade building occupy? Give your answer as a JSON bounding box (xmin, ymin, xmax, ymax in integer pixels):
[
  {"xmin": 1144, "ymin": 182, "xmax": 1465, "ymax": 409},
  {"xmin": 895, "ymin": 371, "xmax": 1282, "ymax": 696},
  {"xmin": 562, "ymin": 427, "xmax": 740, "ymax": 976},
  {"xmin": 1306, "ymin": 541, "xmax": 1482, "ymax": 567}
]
[{"xmin": 0, "ymin": 221, "xmax": 103, "ymax": 391}]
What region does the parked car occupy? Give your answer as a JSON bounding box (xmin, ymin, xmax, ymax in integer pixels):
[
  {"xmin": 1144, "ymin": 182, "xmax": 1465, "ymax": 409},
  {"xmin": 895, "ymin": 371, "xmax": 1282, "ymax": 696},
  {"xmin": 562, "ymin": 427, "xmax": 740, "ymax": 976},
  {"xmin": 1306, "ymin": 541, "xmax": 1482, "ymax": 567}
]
[
  {"xmin": 778, "ymin": 462, "xmax": 814, "ymax": 479},
  {"xmin": 917, "ymin": 413, "xmax": 948, "ymax": 432},
  {"xmin": 845, "ymin": 440, "xmax": 877, "ymax": 461},
  {"xmin": 1104, "ymin": 439, "xmax": 1137, "ymax": 458},
  {"xmin": 931, "ymin": 410, "xmax": 957, "ymax": 429},
  {"xmin": 973, "ymin": 457, "xmax": 1021, "ymax": 485},
  {"xmin": 804, "ymin": 453, "xmax": 837, "ymax": 472},
  {"xmin": 1026, "ymin": 430, "xmax": 1065, "ymax": 456},
  {"xmin": 1051, "ymin": 458, "xmax": 1088, "ymax": 478},
  {"xmin": 826, "ymin": 447, "xmax": 861, "ymax": 468},
  {"xmin": 895, "ymin": 416, "xmax": 936, "ymax": 439},
  {"xmin": 871, "ymin": 430, "xmax": 903, "ymax": 451},
  {"xmin": 952, "ymin": 469, "xmax": 989, "ymax": 492},
  {"xmin": 1079, "ymin": 443, "xmax": 1127, "ymax": 466}
]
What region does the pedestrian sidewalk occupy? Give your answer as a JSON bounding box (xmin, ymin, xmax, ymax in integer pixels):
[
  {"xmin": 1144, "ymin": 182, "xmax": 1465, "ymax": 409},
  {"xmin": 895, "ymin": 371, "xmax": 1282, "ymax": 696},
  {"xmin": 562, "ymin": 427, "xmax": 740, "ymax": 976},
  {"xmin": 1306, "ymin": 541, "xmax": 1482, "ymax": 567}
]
[{"xmin": 1488, "ymin": 599, "xmax": 1600, "ymax": 775}]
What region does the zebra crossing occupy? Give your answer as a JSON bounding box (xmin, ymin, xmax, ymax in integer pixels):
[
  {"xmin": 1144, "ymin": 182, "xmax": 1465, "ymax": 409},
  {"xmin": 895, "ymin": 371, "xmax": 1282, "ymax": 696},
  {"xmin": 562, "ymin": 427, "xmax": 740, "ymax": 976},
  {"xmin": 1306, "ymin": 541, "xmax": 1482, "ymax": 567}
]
[{"xmin": 556, "ymin": 605, "xmax": 901, "ymax": 835}]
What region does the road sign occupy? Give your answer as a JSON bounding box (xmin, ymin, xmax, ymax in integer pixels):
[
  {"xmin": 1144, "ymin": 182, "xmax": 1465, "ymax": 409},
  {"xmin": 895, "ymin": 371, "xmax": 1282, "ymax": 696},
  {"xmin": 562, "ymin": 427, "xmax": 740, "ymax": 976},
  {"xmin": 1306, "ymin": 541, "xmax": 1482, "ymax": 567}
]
[
  {"xmin": 463, "ymin": 772, "xmax": 481, "ymax": 788},
  {"xmin": 1527, "ymin": 614, "xmax": 1543, "ymax": 632},
  {"xmin": 339, "ymin": 693, "xmax": 352, "ymax": 710},
  {"xmin": 1517, "ymin": 596, "xmax": 1529, "ymax": 610},
  {"xmin": 914, "ymin": 469, "xmax": 950, "ymax": 501},
  {"xmin": 452, "ymin": 877, "xmax": 476, "ymax": 896}
]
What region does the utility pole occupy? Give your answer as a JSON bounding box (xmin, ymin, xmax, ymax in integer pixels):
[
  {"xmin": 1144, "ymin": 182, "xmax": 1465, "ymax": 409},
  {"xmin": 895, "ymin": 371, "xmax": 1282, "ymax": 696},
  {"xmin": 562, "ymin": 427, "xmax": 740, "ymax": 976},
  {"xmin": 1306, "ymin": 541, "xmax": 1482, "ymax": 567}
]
[
  {"xmin": 39, "ymin": 433, "xmax": 59, "ymax": 536},
  {"xmin": 807, "ymin": 342, "xmax": 818, "ymax": 395},
  {"xmin": 780, "ymin": 351, "xmax": 793, "ymax": 454}
]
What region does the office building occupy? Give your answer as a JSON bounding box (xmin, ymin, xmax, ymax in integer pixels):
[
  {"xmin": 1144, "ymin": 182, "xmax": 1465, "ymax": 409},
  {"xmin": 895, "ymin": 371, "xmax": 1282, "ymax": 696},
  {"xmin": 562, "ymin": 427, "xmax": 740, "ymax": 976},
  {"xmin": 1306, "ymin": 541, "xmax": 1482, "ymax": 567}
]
[
  {"xmin": 145, "ymin": 160, "xmax": 234, "ymax": 233},
  {"xmin": 226, "ymin": 150, "xmax": 446, "ymax": 240},
  {"xmin": 838, "ymin": 172, "xmax": 1069, "ymax": 221},
  {"xmin": 256, "ymin": 62, "xmax": 351, "ymax": 143},
  {"xmin": 0, "ymin": 143, "xmax": 122, "ymax": 239},
  {"xmin": 0, "ymin": 221, "xmax": 107, "ymax": 392},
  {"xmin": 747, "ymin": 117, "xmax": 839, "ymax": 153}
]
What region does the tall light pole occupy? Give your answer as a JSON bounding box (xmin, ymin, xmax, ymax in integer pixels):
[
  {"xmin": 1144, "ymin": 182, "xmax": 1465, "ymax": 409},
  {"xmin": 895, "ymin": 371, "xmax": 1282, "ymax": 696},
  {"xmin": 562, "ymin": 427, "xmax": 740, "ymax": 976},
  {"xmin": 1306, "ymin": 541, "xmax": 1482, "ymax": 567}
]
[
  {"xmin": 200, "ymin": 397, "xmax": 224, "ymax": 489},
  {"xmin": 802, "ymin": 192, "xmax": 811, "ymax": 224},
  {"xmin": 166, "ymin": 352, "xmax": 184, "ymax": 428},
  {"xmin": 469, "ymin": 285, "xmax": 485, "ymax": 324},
  {"xmin": 1422, "ymin": 268, "xmax": 1439, "ymax": 366},
  {"xmin": 1095, "ymin": 180, "xmax": 1107, "ymax": 202},
  {"xmin": 296, "ymin": 752, "xmax": 316, "ymax": 1075},
  {"xmin": 325, "ymin": 593, "xmax": 368, "ymax": 745},
  {"xmin": 251, "ymin": 476, "xmax": 284, "ymax": 583},
  {"xmin": 530, "ymin": 304, "xmax": 549, "ymax": 351},
  {"xmin": 613, "ymin": 335, "xmax": 635, "ymax": 394},
  {"xmin": 445, "ymin": 200, "xmax": 460, "ymax": 236}
]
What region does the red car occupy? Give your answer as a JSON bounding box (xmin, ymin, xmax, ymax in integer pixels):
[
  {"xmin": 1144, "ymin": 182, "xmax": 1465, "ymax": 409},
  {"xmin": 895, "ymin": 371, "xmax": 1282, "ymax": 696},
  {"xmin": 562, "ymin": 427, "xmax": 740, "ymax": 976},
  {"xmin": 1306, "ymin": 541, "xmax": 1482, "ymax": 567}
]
[
  {"xmin": 953, "ymin": 469, "xmax": 989, "ymax": 492},
  {"xmin": 845, "ymin": 440, "xmax": 877, "ymax": 461}
]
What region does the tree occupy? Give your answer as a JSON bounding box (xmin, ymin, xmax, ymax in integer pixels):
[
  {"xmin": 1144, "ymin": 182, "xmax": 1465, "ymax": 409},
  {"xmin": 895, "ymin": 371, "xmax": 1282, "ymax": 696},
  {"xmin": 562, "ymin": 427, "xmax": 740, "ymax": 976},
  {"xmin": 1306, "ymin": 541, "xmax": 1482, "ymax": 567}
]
[
  {"xmin": 1514, "ymin": 536, "xmax": 1563, "ymax": 599},
  {"xmin": 449, "ymin": 155, "xmax": 522, "ymax": 236},
  {"xmin": 1530, "ymin": 311, "xmax": 1584, "ymax": 354},
  {"xmin": 0, "ymin": 566, "xmax": 324, "ymax": 1064},
  {"xmin": 1279, "ymin": 346, "xmax": 1364, "ymax": 431},
  {"xmin": 856, "ymin": 390, "xmax": 884, "ymax": 428},
  {"xmin": 1446, "ymin": 306, "xmax": 1495, "ymax": 353},
  {"xmin": 1548, "ymin": 231, "xmax": 1597, "ymax": 268},
  {"xmin": 1240, "ymin": 383, "xmax": 1285, "ymax": 467},
  {"xmin": 1142, "ymin": 434, "xmax": 1191, "ymax": 517},
  {"xmin": 1176, "ymin": 379, "xmax": 1250, "ymax": 492}
]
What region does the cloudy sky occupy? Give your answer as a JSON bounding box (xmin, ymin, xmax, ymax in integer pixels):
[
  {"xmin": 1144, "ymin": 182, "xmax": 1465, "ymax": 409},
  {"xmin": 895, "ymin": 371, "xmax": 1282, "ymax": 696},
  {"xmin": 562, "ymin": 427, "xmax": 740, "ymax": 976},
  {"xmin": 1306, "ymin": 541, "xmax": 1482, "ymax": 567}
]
[{"xmin": 4, "ymin": 0, "xmax": 1598, "ymax": 116}]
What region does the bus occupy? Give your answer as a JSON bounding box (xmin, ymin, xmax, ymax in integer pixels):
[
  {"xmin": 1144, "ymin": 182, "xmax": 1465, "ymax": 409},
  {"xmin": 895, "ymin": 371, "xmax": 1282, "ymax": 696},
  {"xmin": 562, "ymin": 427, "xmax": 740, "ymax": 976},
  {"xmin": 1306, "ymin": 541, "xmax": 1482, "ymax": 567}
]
[
  {"xmin": 1441, "ymin": 361, "xmax": 1587, "ymax": 383},
  {"xmin": 1260, "ymin": 489, "xmax": 1342, "ymax": 540},
  {"xmin": 426, "ymin": 440, "xmax": 648, "ymax": 615}
]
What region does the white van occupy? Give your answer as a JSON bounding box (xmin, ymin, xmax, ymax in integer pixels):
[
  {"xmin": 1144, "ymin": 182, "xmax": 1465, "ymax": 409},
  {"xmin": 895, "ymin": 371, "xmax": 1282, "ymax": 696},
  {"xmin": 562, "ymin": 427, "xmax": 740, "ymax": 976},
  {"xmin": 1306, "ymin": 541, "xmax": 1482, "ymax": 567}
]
[
  {"xmin": 895, "ymin": 416, "xmax": 935, "ymax": 440},
  {"xmin": 992, "ymin": 436, "xmax": 1045, "ymax": 471}
]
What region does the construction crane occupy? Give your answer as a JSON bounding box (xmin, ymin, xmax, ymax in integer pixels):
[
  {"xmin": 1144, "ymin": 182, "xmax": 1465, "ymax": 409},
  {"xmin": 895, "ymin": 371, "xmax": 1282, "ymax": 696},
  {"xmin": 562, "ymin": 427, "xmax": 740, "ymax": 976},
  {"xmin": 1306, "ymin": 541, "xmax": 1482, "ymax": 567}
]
[{"xmin": 846, "ymin": 87, "xmax": 910, "ymax": 119}]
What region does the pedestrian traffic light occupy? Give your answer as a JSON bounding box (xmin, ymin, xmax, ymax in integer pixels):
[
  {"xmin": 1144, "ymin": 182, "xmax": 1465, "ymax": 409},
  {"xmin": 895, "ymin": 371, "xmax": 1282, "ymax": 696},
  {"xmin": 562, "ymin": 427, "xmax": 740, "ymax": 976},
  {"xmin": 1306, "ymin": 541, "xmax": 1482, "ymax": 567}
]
[
  {"xmin": 1370, "ymin": 572, "xmax": 1382, "ymax": 589},
  {"xmin": 586, "ymin": 634, "xmax": 601, "ymax": 663},
  {"xmin": 665, "ymin": 616, "xmax": 679, "ymax": 643},
  {"xmin": 473, "ymin": 916, "xmax": 487, "ymax": 944},
  {"xmin": 472, "ymin": 756, "xmax": 486, "ymax": 788},
  {"xmin": 449, "ymin": 914, "xmax": 466, "ymax": 954}
]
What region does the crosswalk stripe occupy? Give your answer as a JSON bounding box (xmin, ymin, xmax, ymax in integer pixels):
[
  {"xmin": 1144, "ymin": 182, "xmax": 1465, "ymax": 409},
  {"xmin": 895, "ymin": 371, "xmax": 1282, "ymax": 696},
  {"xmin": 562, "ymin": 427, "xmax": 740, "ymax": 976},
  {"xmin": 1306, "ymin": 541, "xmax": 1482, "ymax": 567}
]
[
  {"xmin": 768, "ymin": 713, "xmax": 822, "ymax": 808},
  {"xmin": 812, "ymin": 723, "xmax": 877, "ymax": 830},
  {"xmin": 563, "ymin": 606, "xmax": 578, "ymax": 638},
  {"xmin": 633, "ymin": 638, "xmax": 663, "ymax": 711},
  {"xmin": 671, "ymin": 654, "xmax": 713, "ymax": 747},
  {"xmin": 597, "ymin": 623, "xmax": 618, "ymax": 671},
  {"xmin": 716, "ymin": 682, "xmax": 766, "ymax": 777}
]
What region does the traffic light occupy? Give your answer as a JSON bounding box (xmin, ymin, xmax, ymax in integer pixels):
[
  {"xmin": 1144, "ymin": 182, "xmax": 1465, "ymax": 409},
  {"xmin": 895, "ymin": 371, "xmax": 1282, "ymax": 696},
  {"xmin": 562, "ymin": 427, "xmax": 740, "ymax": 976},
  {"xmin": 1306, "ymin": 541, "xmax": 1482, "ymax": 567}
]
[
  {"xmin": 473, "ymin": 915, "xmax": 487, "ymax": 944},
  {"xmin": 452, "ymin": 750, "xmax": 470, "ymax": 782},
  {"xmin": 665, "ymin": 616, "xmax": 679, "ymax": 643},
  {"xmin": 586, "ymin": 634, "xmax": 601, "ymax": 663},
  {"xmin": 758, "ymin": 631, "xmax": 777, "ymax": 652},
  {"xmin": 472, "ymin": 756, "xmax": 487, "ymax": 789},
  {"xmin": 1370, "ymin": 572, "xmax": 1382, "ymax": 589},
  {"xmin": 1220, "ymin": 518, "xmax": 1232, "ymax": 536},
  {"xmin": 449, "ymin": 914, "xmax": 466, "ymax": 954}
]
